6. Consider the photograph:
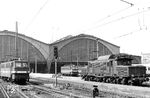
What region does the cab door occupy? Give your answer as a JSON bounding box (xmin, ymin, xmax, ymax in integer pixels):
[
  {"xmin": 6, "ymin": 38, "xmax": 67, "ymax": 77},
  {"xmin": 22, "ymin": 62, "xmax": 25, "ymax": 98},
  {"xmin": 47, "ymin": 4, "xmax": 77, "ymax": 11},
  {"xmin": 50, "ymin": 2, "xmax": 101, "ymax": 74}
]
[{"xmin": 108, "ymin": 61, "xmax": 113, "ymax": 76}]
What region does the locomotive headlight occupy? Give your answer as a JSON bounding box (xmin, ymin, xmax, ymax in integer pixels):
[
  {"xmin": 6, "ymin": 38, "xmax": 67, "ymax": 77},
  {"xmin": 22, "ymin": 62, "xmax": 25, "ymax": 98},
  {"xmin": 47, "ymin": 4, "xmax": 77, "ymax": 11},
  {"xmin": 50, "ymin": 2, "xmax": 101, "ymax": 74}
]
[
  {"xmin": 12, "ymin": 74, "xmax": 15, "ymax": 79},
  {"xmin": 131, "ymin": 74, "xmax": 134, "ymax": 77}
]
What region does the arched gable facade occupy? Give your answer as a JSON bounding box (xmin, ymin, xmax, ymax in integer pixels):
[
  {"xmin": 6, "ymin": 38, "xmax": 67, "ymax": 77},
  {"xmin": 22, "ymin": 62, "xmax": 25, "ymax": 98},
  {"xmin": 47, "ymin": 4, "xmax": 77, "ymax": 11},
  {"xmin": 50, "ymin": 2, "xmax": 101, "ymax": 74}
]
[
  {"xmin": 49, "ymin": 34, "xmax": 120, "ymax": 73},
  {"xmin": 0, "ymin": 31, "xmax": 120, "ymax": 73},
  {"xmin": 0, "ymin": 30, "xmax": 49, "ymax": 73}
]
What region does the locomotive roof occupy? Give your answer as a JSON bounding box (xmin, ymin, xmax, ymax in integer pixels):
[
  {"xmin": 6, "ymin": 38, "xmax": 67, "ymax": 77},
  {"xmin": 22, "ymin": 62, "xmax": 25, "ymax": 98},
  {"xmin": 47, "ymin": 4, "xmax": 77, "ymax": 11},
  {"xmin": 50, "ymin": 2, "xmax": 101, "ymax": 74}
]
[
  {"xmin": 92, "ymin": 53, "xmax": 133, "ymax": 63},
  {"xmin": 1, "ymin": 59, "xmax": 28, "ymax": 64}
]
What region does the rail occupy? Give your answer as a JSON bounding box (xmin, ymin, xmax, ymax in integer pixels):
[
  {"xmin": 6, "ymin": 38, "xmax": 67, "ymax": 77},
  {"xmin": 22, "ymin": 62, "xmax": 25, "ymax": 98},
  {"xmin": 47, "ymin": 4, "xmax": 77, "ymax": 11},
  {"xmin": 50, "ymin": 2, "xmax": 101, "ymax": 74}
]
[
  {"xmin": 0, "ymin": 84, "xmax": 10, "ymax": 98},
  {"xmin": 15, "ymin": 88, "xmax": 30, "ymax": 98},
  {"xmin": 31, "ymin": 84, "xmax": 91, "ymax": 98}
]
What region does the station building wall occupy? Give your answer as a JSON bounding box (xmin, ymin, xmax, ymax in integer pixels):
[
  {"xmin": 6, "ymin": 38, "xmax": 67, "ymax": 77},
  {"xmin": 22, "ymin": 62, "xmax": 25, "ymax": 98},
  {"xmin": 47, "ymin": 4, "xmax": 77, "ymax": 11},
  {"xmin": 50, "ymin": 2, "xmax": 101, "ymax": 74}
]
[
  {"xmin": 0, "ymin": 31, "xmax": 48, "ymax": 73},
  {"xmin": 0, "ymin": 31, "xmax": 120, "ymax": 73},
  {"xmin": 49, "ymin": 34, "xmax": 120, "ymax": 73}
]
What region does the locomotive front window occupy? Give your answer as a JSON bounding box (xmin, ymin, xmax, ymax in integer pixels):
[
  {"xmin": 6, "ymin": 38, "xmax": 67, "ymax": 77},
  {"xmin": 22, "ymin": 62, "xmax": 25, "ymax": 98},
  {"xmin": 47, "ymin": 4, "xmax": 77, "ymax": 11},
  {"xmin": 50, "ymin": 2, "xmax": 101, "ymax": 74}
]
[
  {"xmin": 22, "ymin": 63, "xmax": 28, "ymax": 67},
  {"xmin": 16, "ymin": 63, "xmax": 22, "ymax": 67},
  {"xmin": 15, "ymin": 62, "xmax": 28, "ymax": 67}
]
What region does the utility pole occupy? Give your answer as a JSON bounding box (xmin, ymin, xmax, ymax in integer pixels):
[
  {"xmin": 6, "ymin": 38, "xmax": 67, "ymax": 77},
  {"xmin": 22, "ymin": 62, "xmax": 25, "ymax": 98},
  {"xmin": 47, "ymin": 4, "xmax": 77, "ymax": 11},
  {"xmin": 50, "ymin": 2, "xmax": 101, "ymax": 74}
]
[
  {"xmin": 15, "ymin": 21, "xmax": 19, "ymax": 59},
  {"xmin": 76, "ymin": 54, "xmax": 79, "ymax": 68},
  {"xmin": 96, "ymin": 38, "xmax": 99, "ymax": 59}
]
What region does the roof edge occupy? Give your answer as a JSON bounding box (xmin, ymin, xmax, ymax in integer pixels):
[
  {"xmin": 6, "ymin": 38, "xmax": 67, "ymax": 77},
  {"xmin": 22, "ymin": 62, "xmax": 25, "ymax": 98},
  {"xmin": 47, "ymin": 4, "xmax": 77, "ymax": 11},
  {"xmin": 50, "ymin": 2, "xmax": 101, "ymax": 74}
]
[{"xmin": 0, "ymin": 30, "xmax": 49, "ymax": 45}]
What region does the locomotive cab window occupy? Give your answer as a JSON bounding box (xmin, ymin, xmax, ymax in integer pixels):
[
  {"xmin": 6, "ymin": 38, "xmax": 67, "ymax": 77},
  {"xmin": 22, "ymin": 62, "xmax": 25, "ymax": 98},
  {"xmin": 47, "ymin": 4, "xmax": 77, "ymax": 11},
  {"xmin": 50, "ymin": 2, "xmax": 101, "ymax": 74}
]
[
  {"xmin": 22, "ymin": 63, "xmax": 28, "ymax": 67},
  {"xmin": 117, "ymin": 59, "xmax": 132, "ymax": 66},
  {"xmin": 11, "ymin": 62, "xmax": 14, "ymax": 68},
  {"xmin": 15, "ymin": 62, "xmax": 27, "ymax": 67},
  {"xmin": 16, "ymin": 63, "xmax": 21, "ymax": 67}
]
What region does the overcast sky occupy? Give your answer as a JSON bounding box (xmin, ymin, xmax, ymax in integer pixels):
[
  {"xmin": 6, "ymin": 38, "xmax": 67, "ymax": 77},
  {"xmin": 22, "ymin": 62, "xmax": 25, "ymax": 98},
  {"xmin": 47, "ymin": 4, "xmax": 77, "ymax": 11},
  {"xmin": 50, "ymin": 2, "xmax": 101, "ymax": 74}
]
[{"xmin": 0, "ymin": 0, "xmax": 150, "ymax": 55}]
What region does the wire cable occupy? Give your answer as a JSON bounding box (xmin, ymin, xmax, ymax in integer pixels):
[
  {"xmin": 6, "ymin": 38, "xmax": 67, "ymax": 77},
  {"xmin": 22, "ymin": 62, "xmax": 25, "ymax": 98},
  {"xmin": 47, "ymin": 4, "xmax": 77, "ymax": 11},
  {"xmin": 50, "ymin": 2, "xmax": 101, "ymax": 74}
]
[
  {"xmin": 24, "ymin": 0, "xmax": 50, "ymax": 32},
  {"xmin": 120, "ymin": 0, "xmax": 134, "ymax": 6},
  {"xmin": 94, "ymin": 6, "xmax": 132, "ymax": 25},
  {"xmin": 85, "ymin": 7, "xmax": 150, "ymax": 32},
  {"xmin": 113, "ymin": 29, "xmax": 141, "ymax": 39}
]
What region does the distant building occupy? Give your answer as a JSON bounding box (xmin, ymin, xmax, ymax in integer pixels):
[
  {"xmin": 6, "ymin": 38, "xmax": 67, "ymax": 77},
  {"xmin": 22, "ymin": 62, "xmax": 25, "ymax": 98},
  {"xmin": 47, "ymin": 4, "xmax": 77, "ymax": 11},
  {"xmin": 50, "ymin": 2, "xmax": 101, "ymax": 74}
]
[
  {"xmin": 141, "ymin": 53, "xmax": 150, "ymax": 64},
  {"xmin": 132, "ymin": 55, "xmax": 141, "ymax": 64}
]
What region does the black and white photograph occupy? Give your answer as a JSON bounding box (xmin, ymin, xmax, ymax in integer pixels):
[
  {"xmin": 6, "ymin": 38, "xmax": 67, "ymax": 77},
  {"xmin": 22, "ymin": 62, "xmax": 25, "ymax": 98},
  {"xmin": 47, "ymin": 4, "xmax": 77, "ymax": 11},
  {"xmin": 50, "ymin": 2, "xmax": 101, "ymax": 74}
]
[{"xmin": 0, "ymin": 0, "xmax": 150, "ymax": 98}]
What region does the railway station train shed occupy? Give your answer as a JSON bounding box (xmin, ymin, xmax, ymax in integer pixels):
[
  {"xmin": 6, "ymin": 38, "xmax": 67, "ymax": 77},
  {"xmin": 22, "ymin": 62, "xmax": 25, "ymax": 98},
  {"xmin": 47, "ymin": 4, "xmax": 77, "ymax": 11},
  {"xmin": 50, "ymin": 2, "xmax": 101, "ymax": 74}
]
[{"xmin": 0, "ymin": 30, "xmax": 121, "ymax": 73}]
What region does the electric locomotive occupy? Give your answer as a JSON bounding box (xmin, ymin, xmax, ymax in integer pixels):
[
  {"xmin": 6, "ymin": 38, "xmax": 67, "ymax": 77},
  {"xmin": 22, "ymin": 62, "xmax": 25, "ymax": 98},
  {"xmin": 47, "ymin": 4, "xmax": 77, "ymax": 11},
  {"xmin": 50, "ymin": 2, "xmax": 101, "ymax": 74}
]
[
  {"xmin": 82, "ymin": 53, "xmax": 149, "ymax": 86},
  {"xmin": 61, "ymin": 64, "xmax": 79, "ymax": 76},
  {"xmin": 0, "ymin": 58, "xmax": 30, "ymax": 83}
]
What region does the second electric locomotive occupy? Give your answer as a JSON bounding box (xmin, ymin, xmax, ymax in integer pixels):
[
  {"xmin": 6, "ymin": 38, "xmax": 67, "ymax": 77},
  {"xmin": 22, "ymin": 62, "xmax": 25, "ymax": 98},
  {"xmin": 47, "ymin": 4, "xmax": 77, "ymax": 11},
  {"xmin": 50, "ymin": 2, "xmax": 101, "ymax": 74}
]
[{"xmin": 0, "ymin": 58, "xmax": 30, "ymax": 83}]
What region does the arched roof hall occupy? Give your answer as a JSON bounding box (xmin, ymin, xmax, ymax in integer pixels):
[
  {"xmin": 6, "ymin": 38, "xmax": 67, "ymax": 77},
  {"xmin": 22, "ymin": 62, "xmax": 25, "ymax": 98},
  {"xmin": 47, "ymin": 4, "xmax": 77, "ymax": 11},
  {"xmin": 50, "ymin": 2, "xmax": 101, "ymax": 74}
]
[
  {"xmin": 0, "ymin": 30, "xmax": 120, "ymax": 73},
  {"xmin": 0, "ymin": 30, "xmax": 49, "ymax": 73},
  {"xmin": 49, "ymin": 34, "xmax": 120, "ymax": 73}
]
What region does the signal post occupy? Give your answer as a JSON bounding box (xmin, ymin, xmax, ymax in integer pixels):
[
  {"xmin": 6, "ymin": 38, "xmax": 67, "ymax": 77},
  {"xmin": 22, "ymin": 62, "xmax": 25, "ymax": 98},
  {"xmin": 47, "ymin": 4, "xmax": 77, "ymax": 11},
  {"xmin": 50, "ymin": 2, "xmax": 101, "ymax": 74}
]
[{"xmin": 54, "ymin": 46, "xmax": 58, "ymax": 87}]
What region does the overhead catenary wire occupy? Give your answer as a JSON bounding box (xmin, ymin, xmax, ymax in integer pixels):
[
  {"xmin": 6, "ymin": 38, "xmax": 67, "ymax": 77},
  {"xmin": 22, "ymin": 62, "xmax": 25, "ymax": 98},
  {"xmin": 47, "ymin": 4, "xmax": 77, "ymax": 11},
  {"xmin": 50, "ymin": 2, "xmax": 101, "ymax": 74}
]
[
  {"xmin": 114, "ymin": 7, "xmax": 150, "ymax": 39},
  {"xmin": 79, "ymin": 0, "xmax": 134, "ymax": 33},
  {"xmin": 24, "ymin": 0, "xmax": 49, "ymax": 32},
  {"xmin": 93, "ymin": 6, "xmax": 132, "ymax": 25},
  {"xmin": 120, "ymin": 0, "xmax": 134, "ymax": 6},
  {"xmin": 81, "ymin": 6, "xmax": 133, "ymax": 33},
  {"xmin": 113, "ymin": 29, "xmax": 141, "ymax": 39},
  {"xmin": 84, "ymin": 7, "xmax": 150, "ymax": 32}
]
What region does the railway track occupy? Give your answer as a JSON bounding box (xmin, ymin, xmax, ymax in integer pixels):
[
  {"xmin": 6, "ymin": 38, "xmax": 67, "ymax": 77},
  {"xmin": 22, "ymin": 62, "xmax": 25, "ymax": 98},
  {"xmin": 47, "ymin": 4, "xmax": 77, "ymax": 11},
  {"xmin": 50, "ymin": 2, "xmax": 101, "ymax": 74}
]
[
  {"xmin": 30, "ymin": 76, "xmax": 150, "ymax": 98},
  {"xmin": 27, "ymin": 81, "xmax": 91, "ymax": 98},
  {"xmin": 2, "ymin": 77, "xmax": 149, "ymax": 98},
  {"xmin": 0, "ymin": 79, "xmax": 91, "ymax": 98},
  {"xmin": 29, "ymin": 78, "xmax": 134, "ymax": 98},
  {"xmin": 0, "ymin": 80, "xmax": 30, "ymax": 98},
  {"xmin": 0, "ymin": 83, "xmax": 10, "ymax": 98}
]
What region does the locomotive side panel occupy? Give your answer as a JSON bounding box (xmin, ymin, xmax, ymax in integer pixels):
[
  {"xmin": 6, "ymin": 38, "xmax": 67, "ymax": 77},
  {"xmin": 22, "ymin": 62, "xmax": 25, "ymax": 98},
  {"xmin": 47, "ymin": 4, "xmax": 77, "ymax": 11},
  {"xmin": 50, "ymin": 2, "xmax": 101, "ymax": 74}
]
[
  {"xmin": 89, "ymin": 62, "xmax": 114, "ymax": 76},
  {"xmin": 78, "ymin": 66, "xmax": 88, "ymax": 76},
  {"xmin": 61, "ymin": 66, "xmax": 72, "ymax": 74},
  {"xmin": 0, "ymin": 62, "xmax": 12, "ymax": 78},
  {"xmin": 128, "ymin": 66, "xmax": 146, "ymax": 77},
  {"xmin": 115, "ymin": 66, "xmax": 129, "ymax": 77}
]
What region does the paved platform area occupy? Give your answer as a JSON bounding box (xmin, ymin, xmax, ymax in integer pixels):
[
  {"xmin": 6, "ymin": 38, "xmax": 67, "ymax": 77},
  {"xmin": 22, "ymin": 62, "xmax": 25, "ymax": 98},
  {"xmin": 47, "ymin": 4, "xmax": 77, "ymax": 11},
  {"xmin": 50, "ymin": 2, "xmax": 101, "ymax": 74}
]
[{"xmin": 30, "ymin": 73, "xmax": 150, "ymax": 98}]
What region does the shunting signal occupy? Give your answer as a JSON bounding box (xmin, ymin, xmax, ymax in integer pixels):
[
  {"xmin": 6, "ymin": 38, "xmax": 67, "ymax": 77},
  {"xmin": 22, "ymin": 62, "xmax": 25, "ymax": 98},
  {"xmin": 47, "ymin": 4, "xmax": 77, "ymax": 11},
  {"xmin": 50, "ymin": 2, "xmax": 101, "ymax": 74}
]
[{"xmin": 54, "ymin": 46, "xmax": 58, "ymax": 59}]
